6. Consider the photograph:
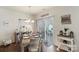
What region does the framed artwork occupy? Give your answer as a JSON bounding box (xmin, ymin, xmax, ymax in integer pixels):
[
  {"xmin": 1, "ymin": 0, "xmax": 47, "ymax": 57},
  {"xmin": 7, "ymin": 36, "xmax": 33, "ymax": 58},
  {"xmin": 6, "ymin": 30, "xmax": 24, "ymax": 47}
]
[{"xmin": 61, "ymin": 14, "xmax": 71, "ymax": 24}]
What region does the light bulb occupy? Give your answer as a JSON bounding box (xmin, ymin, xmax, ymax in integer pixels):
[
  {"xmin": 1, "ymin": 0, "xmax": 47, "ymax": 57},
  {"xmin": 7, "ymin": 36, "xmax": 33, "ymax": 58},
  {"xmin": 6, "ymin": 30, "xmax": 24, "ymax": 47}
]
[{"xmin": 31, "ymin": 20, "xmax": 34, "ymax": 23}]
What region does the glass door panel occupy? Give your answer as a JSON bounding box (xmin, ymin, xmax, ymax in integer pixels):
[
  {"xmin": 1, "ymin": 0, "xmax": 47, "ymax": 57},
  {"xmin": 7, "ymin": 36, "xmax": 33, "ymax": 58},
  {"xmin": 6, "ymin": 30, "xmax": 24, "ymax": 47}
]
[{"xmin": 37, "ymin": 16, "xmax": 53, "ymax": 46}]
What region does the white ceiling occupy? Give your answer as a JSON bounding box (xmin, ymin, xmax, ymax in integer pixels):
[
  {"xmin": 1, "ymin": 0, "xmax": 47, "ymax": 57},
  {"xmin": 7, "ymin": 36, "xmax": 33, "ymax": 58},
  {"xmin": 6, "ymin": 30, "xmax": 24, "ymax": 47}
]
[{"xmin": 3, "ymin": 6, "xmax": 52, "ymax": 15}]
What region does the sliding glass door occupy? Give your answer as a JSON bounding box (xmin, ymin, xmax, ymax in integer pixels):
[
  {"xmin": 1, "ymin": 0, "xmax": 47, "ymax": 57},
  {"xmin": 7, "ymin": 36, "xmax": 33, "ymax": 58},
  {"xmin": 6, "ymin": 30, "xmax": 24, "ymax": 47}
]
[{"xmin": 37, "ymin": 16, "xmax": 53, "ymax": 47}]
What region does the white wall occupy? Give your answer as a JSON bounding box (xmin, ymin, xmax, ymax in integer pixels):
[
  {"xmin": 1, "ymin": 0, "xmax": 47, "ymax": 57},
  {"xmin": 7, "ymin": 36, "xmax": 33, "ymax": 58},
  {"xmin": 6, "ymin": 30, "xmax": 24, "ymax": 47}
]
[{"xmin": 0, "ymin": 7, "xmax": 27, "ymax": 43}]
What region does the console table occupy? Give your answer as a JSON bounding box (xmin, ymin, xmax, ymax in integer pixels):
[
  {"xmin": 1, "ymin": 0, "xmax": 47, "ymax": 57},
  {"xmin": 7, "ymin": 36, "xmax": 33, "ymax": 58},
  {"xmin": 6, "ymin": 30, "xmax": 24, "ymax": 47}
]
[{"xmin": 56, "ymin": 35, "xmax": 75, "ymax": 52}]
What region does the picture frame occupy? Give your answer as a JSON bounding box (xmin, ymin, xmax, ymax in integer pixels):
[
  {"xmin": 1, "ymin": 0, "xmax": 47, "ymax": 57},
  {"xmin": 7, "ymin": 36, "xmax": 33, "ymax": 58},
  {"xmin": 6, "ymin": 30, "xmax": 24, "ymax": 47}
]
[{"xmin": 61, "ymin": 14, "xmax": 71, "ymax": 24}]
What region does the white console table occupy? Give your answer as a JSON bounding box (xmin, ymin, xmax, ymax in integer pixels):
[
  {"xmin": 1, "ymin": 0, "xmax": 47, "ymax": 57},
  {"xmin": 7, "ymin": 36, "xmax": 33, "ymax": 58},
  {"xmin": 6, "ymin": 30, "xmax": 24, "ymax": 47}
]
[{"xmin": 56, "ymin": 36, "xmax": 75, "ymax": 52}]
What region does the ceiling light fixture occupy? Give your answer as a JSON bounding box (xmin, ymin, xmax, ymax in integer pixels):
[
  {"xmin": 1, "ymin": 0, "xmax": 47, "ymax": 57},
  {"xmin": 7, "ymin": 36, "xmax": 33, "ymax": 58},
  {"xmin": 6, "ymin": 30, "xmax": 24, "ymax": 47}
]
[{"xmin": 24, "ymin": 6, "xmax": 34, "ymax": 23}]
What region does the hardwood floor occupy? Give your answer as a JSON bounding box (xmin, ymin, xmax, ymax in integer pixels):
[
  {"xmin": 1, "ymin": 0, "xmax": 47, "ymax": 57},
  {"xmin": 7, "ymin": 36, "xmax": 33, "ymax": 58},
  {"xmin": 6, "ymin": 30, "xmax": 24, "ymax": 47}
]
[{"xmin": 0, "ymin": 43, "xmax": 21, "ymax": 52}]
